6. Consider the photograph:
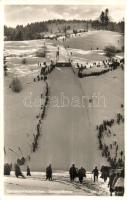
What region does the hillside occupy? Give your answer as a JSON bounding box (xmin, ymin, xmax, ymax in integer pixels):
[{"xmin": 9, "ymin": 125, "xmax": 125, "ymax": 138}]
[{"xmin": 4, "ymin": 30, "xmax": 124, "ymax": 172}]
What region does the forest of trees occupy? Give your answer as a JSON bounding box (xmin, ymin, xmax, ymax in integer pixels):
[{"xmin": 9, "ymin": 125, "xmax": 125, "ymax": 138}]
[
  {"xmin": 91, "ymin": 20, "xmax": 124, "ymax": 33},
  {"xmin": 4, "ymin": 22, "xmax": 48, "ymax": 41},
  {"xmin": 4, "ymin": 9, "xmax": 124, "ymax": 41},
  {"xmin": 92, "ymin": 8, "xmax": 124, "ymax": 33}
]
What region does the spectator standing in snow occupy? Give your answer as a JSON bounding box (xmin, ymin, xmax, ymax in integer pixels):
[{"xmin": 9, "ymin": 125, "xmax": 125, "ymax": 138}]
[
  {"xmin": 27, "ymin": 165, "xmax": 31, "ymax": 176},
  {"xmin": 69, "ymin": 164, "xmax": 77, "ymax": 182},
  {"xmin": 92, "ymin": 166, "xmax": 99, "ymax": 182},
  {"xmin": 78, "ymin": 167, "xmax": 84, "ymax": 184},
  {"xmin": 46, "ymin": 164, "xmax": 52, "ymax": 181},
  {"xmin": 108, "ymin": 171, "xmax": 116, "ymax": 196}
]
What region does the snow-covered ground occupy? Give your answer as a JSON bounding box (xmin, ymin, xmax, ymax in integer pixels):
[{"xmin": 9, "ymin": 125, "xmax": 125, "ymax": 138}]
[
  {"xmin": 61, "ymin": 30, "xmax": 123, "ymax": 51},
  {"xmin": 4, "ymin": 171, "xmax": 110, "ymax": 195}
]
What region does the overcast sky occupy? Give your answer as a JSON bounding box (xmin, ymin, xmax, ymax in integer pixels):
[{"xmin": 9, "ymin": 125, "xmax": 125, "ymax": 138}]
[{"xmin": 4, "ymin": 5, "xmax": 124, "ymax": 27}]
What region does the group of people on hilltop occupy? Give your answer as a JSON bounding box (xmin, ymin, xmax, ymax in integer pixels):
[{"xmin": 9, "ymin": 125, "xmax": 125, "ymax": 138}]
[
  {"xmin": 77, "ymin": 57, "xmax": 124, "ymax": 78},
  {"xmin": 33, "ymin": 60, "xmax": 55, "ymax": 83}
]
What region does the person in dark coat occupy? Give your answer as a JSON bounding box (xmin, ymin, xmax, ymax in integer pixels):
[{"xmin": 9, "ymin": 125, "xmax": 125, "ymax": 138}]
[
  {"xmin": 92, "ymin": 166, "xmax": 99, "ymax": 182},
  {"xmin": 78, "ymin": 167, "xmax": 84, "ymax": 183},
  {"xmin": 27, "ymin": 165, "xmax": 31, "ymax": 176},
  {"xmin": 46, "ymin": 164, "xmax": 52, "ymax": 181},
  {"xmin": 14, "ymin": 163, "xmax": 25, "ymax": 178},
  {"xmin": 101, "ymin": 166, "xmax": 109, "ymax": 182},
  {"xmin": 69, "ymin": 164, "xmax": 77, "ymax": 182},
  {"xmin": 4, "ymin": 163, "xmax": 12, "ymax": 175},
  {"xmin": 108, "ymin": 172, "xmax": 116, "ymax": 196},
  {"xmin": 82, "ymin": 167, "xmax": 86, "ymax": 178}
]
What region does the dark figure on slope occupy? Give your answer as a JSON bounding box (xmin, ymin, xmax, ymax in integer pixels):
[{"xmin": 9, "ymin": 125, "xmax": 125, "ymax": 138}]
[
  {"xmin": 37, "ymin": 123, "xmax": 40, "ymax": 136},
  {"xmin": 4, "ymin": 163, "xmax": 12, "ymax": 175},
  {"xmin": 69, "ymin": 164, "xmax": 77, "ymax": 181},
  {"xmin": 92, "ymin": 166, "xmax": 99, "ymax": 182},
  {"xmin": 27, "ymin": 165, "xmax": 31, "ymax": 176},
  {"xmin": 100, "ymin": 166, "xmax": 109, "ymax": 182},
  {"xmin": 78, "ymin": 167, "xmax": 86, "ymax": 183},
  {"xmin": 108, "ymin": 172, "xmax": 117, "ymax": 196},
  {"xmin": 14, "ymin": 163, "xmax": 25, "ymax": 178},
  {"xmin": 46, "ymin": 164, "xmax": 52, "ymax": 181}
]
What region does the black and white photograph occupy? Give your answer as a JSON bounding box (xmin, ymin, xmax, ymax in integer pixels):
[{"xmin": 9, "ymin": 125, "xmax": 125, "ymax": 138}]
[{"xmin": 1, "ymin": 0, "xmax": 126, "ymax": 197}]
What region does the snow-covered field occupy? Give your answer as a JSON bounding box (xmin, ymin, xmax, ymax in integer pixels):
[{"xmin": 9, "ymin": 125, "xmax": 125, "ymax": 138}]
[
  {"xmin": 61, "ymin": 30, "xmax": 123, "ymax": 51},
  {"xmin": 4, "ymin": 171, "xmax": 110, "ymax": 195}
]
